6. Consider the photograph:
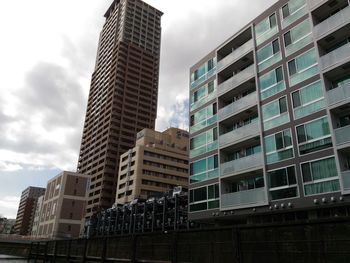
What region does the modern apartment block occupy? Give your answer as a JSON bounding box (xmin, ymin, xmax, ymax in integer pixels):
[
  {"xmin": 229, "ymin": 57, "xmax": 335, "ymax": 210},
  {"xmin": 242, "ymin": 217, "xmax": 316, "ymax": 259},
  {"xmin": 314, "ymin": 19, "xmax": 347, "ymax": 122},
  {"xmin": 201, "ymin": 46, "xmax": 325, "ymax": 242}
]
[
  {"xmin": 189, "ymin": 0, "xmax": 350, "ymax": 224},
  {"xmin": 30, "ymin": 195, "xmax": 44, "ymax": 237},
  {"xmin": 115, "ymin": 128, "xmax": 189, "ymax": 204},
  {"xmin": 34, "ymin": 171, "xmax": 89, "ymax": 239},
  {"xmin": 13, "ymin": 186, "xmax": 45, "ymax": 235},
  {"xmin": 77, "ymin": 0, "xmax": 162, "ymax": 219}
]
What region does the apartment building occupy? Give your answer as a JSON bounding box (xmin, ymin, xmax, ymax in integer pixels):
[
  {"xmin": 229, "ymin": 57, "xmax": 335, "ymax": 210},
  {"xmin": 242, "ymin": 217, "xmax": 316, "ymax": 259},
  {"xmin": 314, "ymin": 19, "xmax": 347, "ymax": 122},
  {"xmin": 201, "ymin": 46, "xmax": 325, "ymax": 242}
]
[
  {"xmin": 115, "ymin": 128, "xmax": 189, "ymax": 204},
  {"xmin": 35, "ymin": 171, "xmax": 89, "ymax": 239},
  {"xmin": 13, "ymin": 186, "xmax": 45, "ymax": 235},
  {"xmin": 189, "ymin": 0, "xmax": 350, "ymax": 223},
  {"xmin": 30, "ymin": 195, "xmax": 44, "ymax": 237},
  {"xmin": 77, "ymin": 0, "xmax": 162, "ymax": 220}
]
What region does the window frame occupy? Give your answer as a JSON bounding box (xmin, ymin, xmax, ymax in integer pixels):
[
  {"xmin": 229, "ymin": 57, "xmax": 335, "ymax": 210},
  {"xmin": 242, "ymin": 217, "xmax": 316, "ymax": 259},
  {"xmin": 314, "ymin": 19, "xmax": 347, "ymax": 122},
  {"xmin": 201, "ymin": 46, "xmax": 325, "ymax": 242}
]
[
  {"xmin": 262, "ymin": 96, "xmax": 289, "ymax": 123},
  {"xmin": 300, "ymin": 156, "xmax": 340, "ymax": 197},
  {"xmin": 264, "ymin": 128, "xmax": 295, "ymax": 164},
  {"xmin": 267, "ymin": 165, "xmax": 300, "ymax": 201}
]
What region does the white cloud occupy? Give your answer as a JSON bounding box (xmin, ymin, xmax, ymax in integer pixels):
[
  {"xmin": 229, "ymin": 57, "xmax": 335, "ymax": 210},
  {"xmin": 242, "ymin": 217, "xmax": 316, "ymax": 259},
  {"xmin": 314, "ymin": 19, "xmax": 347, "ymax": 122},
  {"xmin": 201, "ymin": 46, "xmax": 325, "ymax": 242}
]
[
  {"xmin": 0, "ymin": 161, "xmax": 23, "ymax": 172},
  {"xmin": 0, "ymin": 196, "xmax": 20, "ymax": 219}
]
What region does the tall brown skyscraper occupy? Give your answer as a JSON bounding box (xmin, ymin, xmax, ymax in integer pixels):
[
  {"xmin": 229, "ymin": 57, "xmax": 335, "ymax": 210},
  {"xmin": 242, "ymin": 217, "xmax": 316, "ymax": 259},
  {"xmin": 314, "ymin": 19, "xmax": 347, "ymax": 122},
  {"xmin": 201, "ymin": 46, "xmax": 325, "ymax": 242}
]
[{"xmin": 77, "ymin": 0, "xmax": 162, "ymax": 219}]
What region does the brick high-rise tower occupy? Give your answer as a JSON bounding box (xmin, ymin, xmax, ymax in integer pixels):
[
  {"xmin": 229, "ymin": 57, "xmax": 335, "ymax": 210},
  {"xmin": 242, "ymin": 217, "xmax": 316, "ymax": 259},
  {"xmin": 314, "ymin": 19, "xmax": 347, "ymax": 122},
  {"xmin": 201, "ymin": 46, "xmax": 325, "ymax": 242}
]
[{"xmin": 77, "ymin": 0, "xmax": 162, "ymax": 219}]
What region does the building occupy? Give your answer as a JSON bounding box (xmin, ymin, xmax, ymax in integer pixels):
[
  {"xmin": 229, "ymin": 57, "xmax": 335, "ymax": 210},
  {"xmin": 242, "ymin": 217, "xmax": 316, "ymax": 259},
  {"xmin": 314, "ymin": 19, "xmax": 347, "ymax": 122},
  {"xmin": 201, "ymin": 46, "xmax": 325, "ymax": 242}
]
[
  {"xmin": 34, "ymin": 171, "xmax": 88, "ymax": 239},
  {"xmin": 115, "ymin": 128, "xmax": 189, "ymax": 204},
  {"xmin": 30, "ymin": 195, "xmax": 44, "ymax": 237},
  {"xmin": 189, "ymin": 0, "xmax": 350, "ymax": 224},
  {"xmin": 77, "ymin": 0, "xmax": 163, "ymax": 220},
  {"xmin": 13, "ymin": 187, "xmax": 45, "ymax": 235},
  {"xmin": 0, "ymin": 218, "xmax": 16, "ymax": 235}
]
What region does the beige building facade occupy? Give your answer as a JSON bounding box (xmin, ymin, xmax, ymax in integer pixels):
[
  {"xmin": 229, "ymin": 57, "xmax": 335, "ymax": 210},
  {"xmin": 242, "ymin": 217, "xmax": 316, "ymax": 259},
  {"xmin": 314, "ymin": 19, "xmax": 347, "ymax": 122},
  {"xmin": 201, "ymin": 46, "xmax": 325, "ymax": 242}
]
[
  {"xmin": 116, "ymin": 128, "xmax": 189, "ymax": 204},
  {"xmin": 35, "ymin": 171, "xmax": 89, "ymax": 239}
]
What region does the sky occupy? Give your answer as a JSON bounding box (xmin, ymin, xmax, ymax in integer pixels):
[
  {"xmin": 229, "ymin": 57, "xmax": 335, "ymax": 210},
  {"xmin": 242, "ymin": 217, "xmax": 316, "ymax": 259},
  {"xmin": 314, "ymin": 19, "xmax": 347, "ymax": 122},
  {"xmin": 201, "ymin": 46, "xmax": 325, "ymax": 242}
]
[{"xmin": 0, "ymin": 0, "xmax": 277, "ymax": 218}]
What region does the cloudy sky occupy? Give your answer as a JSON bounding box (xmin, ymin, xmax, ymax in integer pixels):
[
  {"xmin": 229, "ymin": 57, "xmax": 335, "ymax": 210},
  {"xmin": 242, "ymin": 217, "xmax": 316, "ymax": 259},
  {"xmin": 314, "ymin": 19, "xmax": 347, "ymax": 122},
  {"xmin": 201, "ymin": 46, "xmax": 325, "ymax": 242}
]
[{"xmin": 0, "ymin": 0, "xmax": 277, "ymax": 218}]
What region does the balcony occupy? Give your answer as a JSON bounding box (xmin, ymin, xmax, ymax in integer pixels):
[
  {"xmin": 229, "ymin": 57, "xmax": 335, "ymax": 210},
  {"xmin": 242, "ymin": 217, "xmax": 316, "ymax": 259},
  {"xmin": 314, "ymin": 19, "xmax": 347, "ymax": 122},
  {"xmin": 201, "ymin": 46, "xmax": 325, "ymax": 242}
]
[
  {"xmin": 320, "ymin": 43, "xmax": 350, "ymax": 72},
  {"xmin": 190, "ymin": 115, "xmax": 217, "ymax": 134},
  {"xmin": 221, "ymin": 187, "xmax": 267, "ymax": 210},
  {"xmin": 314, "ymin": 5, "xmax": 350, "ymax": 40},
  {"xmin": 190, "ymin": 67, "xmax": 216, "ymax": 90},
  {"xmin": 218, "ymin": 92, "xmax": 257, "ymax": 121},
  {"xmin": 219, "ymin": 121, "xmax": 259, "ymax": 148},
  {"xmin": 218, "ymin": 65, "xmax": 255, "ymax": 96},
  {"xmin": 220, "ymin": 153, "xmax": 263, "ymax": 177},
  {"xmin": 334, "ymin": 125, "xmax": 350, "ymax": 147},
  {"xmin": 341, "ymin": 170, "xmax": 350, "ymax": 192},
  {"xmin": 327, "ymin": 81, "xmax": 350, "ymax": 108},
  {"xmin": 285, "ymin": 34, "xmax": 313, "ymax": 57},
  {"xmin": 217, "ymin": 40, "xmax": 254, "ymax": 72}
]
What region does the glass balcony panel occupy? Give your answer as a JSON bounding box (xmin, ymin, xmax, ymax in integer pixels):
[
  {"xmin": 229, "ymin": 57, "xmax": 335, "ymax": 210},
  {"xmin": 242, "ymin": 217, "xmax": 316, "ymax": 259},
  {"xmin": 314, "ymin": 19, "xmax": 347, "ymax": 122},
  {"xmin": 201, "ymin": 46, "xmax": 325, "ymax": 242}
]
[
  {"xmin": 190, "ymin": 115, "xmax": 217, "ymax": 134},
  {"xmin": 221, "ymin": 187, "xmax": 267, "ymax": 209},
  {"xmin": 289, "ymin": 64, "xmax": 319, "ymax": 86},
  {"xmin": 334, "ymin": 125, "xmax": 350, "ymax": 146},
  {"xmin": 314, "ymin": 5, "xmax": 350, "ymax": 40},
  {"xmin": 218, "ymin": 92, "xmax": 257, "ymax": 121},
  {"xmin": 217, "ymin": 40, "xmax": 254, "ymax": 72},
  {"xmin": 191, "ymin": 67, "xmax": 216, "ymax": 89},
  {"xmin": 220, "ymin": 153, "xmax": 263, "ymax": 177},
  {"xmin": 261, "ymin": 81, "xmax": 286, "ymax": 100},
  {"xmin": 218, "ymin": 65, "xmax": 255, "ymax": 96},
  {"xmin": 282, "ymin": 4, "xmax": 307, "ymax": 28},
  {"xmin": 208, "ymin": 169, "xmax": 219, "ymax": 179},
  {"xmin": 294, "ymin": 98, "xmax": 325, "ymax": 119},
  {"xmin": 219, "ymin": 121, "xmax": 259, "ymax": 148},
  {"xmin": 266, "ymin": 148, "xmax": 294, "ymax": 164},
  {"xmin": 258, "ymin": 52, "xmax": 282, "ymax": 72},
  {"xmin": 285, "ymin": 34, "xmax": 313, "ymax": 57},
  {"xmin": 341, "ymin": 171, "xmax": 350, "ymax": 191},
  {"xmin": 263, "ymin": 112, "xmax": 289, "ymax": 131},
  {"xmin": 320, "ymin": 43, "xmax": 350, "ymax": 72},
  {"xmin": 327, "ymin": 81, "xmax": 350, "ymax": 107},
  {"xmin": 256, "ymin": 26, "xmax": 278, "ymax": 46},
  {"xmin": 190, "ymin": 91, "xmax": 216, "ymax": 111}
]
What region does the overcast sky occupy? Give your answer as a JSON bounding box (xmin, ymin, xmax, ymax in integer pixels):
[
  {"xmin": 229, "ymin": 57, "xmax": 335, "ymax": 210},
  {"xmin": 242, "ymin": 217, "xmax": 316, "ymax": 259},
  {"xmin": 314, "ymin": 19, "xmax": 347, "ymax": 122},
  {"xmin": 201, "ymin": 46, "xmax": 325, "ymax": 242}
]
[{"xmin": 0, "ymin": 0, "xmax": 277, "ymax": 218}]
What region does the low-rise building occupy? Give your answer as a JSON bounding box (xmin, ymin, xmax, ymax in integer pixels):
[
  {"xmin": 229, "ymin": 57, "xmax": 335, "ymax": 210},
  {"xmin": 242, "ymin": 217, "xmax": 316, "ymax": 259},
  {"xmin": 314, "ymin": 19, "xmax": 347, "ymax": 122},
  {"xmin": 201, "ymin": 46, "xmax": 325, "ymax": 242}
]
[
  {"xmin": 36, "ymin": 171, "xmax": 89, "ymax": 239},
  {"xmin": 115, "ymin": 128, "xmax": 189, "ymax": 204}
]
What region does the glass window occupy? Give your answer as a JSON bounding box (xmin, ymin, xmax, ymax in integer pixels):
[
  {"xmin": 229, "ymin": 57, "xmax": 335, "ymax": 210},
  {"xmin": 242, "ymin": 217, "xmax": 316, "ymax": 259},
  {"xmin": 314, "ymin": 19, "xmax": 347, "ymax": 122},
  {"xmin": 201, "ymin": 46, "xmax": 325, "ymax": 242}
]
[
  {"xmin": 190, "ymin": 133, "xmax": 206, "ymax": 150},
  {"xmin": 190, "ymin": 155, "xmax": 219, "ymax": 183},
  {"xmin": 281, "ymin": 0, "xmax": 307, "ymax": 28},
  {"xmin": 282, "ymin": 4, "xmax": 290, "ymax": 18},
  {"xmin": 284, "ymin": 32, "xmax": 292, "ymax": 46},
  {"xmin": 288, "ymin": 48, "xmax": 319, "ymax": 86},
  {"xmin": 296, "ymin": 117, "xmax": 332, "ymax": 155},
  {"xmin": 301, "ymin": 157, "xmax": 340, "ymax": 196},
  {"xmin": 264, "ymin": 129, "xmax": 293, "ymax": 164},
  {"xmin": 190, "ymin": 159, "xmax": 206, "ymax": 176},
  {"xmin": 262, "ymin": 97, "xmax": 288, "ymax": 120},
  {"xmin": 292, "ymin": 81, "xmax": 325, "ymax": 119},
  {"xmin": 255, "ymin": 13, "xmax": 278, "ymax": 45},
  {"xmin": 268, "ymin": 166, "xmax": 298, "ymax": 200},
  {"xmin": 258, "ymin": 66, "xmax": 285, "ymax": 99},
  {"xmin": 189, "ymin": 184, "xmax": 219, "ymax": 212}
]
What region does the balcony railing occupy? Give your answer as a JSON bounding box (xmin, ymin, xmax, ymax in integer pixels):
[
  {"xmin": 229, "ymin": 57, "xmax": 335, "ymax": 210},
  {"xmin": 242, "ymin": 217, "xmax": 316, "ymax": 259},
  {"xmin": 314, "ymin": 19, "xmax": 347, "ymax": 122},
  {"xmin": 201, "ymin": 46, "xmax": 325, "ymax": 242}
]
[
  {"xmin": 190, "ymin": 67, "xmax": 216, "ymax": 90},
  {"xmin": 263, "ymin": 112, "xmax": 289, "ymax": 131},
  {"xmin": 341, "ymin": 171, "xmax": 350, "ymax": 192},
  {"xmin": 217, "ymin": 40, "xmax": 254, "ymax": 72},
  {"xmin": 334, "ymin": 125, "xmax": 350, "ymax": 146},
  {"xmin": 218, "ymin": 92, "xmax": 257, "ymax": 121},
  {"xmin": 314, "ymin": 5, "xmax": 350, "ymax": 40},
  {"xmin": 218, "ymin": 65, "xmax": 255, "ymax": 96},
  {"xmin": 221, "ymin": 187, "xmax": 267, "ymax": 209},
  {"xmin": 256, "ymin": 26, "xmax": 278, "ymax": 46},
  {"xmin": 320, "ymin": 43, "xmax": 350, "ymax": 72},
  {"xmin": 220, "ymin": 153, "xmax": 263, "ymax": 177},
  {"xmin": 219, "ymin": 121, "xmax": 259, "ymax": 148},
  {"xmin": 327, "ymin": 81, "xmax": 350, "ymax": 107}
]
